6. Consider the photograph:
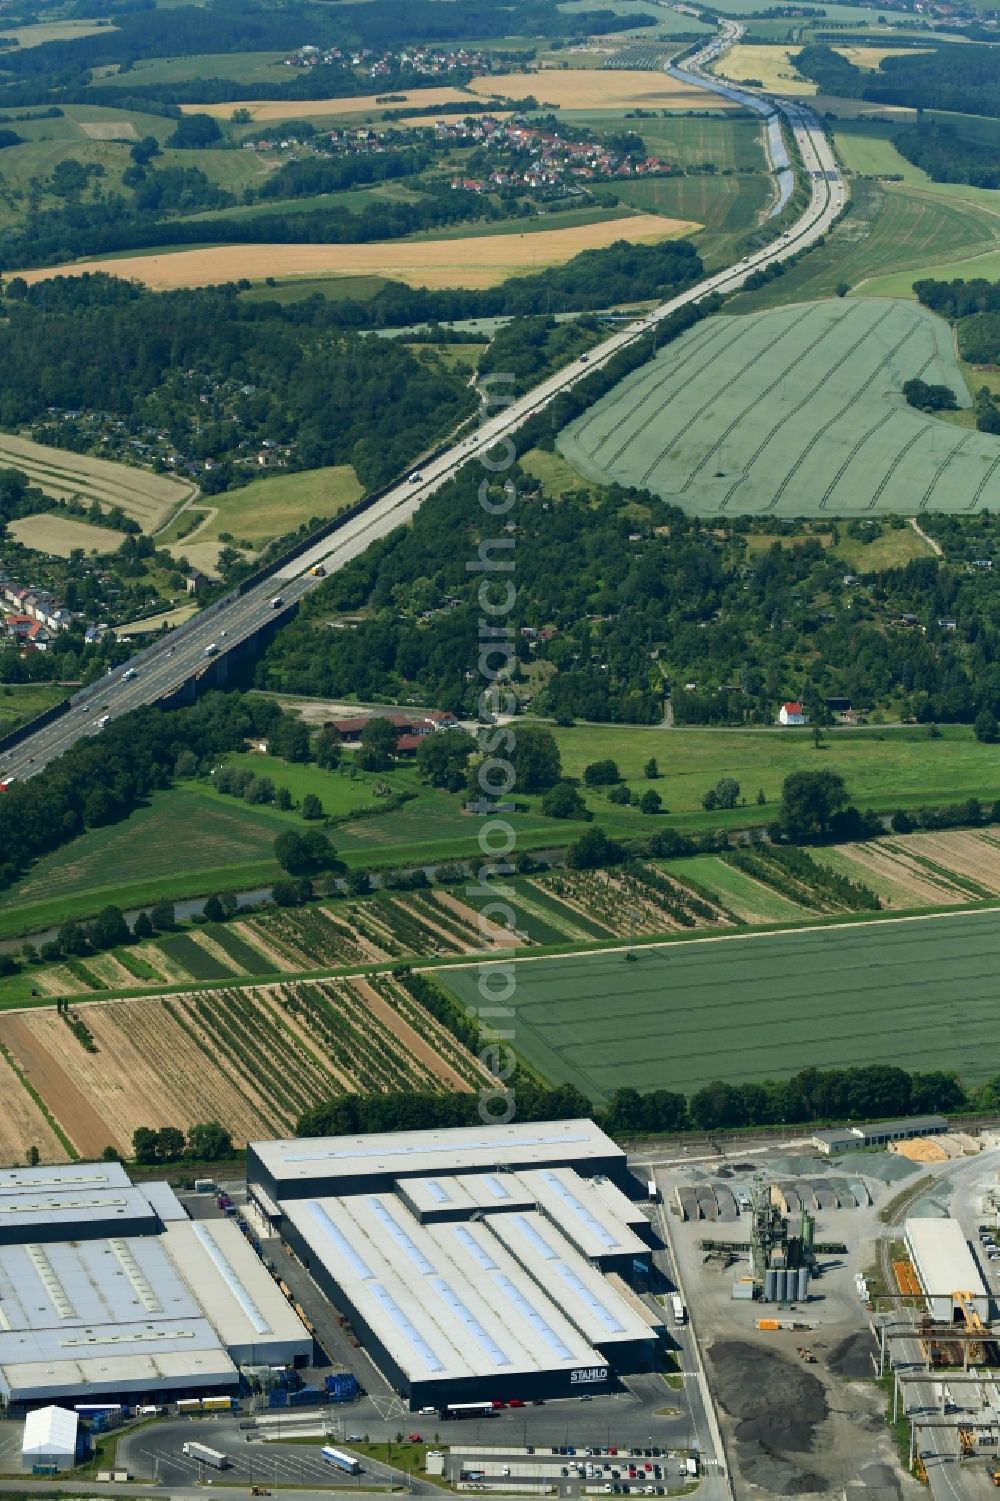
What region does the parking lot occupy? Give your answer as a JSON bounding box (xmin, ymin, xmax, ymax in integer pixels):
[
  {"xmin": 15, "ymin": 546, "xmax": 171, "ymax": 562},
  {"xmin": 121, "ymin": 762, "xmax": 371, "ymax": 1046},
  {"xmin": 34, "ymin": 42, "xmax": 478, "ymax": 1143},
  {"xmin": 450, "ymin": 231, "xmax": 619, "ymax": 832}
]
[{"xmin": 117, "ymin": 1418, "xmax": 405, "ymax": 1492}]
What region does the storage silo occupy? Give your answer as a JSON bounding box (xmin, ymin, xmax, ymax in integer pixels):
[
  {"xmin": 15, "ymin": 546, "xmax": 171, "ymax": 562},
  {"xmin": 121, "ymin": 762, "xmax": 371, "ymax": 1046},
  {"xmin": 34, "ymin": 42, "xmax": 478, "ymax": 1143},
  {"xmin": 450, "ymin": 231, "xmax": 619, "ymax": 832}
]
[
  {"xmin": 764, "ymin": 1268, "xmax": 777, "ymax": 1303},
  {"xmin": 797, "ymin": 1267, "xmax": 809, "ymax": 1301}
]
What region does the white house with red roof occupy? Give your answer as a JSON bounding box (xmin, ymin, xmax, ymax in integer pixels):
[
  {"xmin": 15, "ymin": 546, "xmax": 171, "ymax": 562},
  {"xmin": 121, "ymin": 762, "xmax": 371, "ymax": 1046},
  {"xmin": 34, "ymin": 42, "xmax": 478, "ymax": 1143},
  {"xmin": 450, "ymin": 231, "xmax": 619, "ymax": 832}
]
[{"xmin": 779, "ymin": 701, "xmax": 808, "ymax": 726}]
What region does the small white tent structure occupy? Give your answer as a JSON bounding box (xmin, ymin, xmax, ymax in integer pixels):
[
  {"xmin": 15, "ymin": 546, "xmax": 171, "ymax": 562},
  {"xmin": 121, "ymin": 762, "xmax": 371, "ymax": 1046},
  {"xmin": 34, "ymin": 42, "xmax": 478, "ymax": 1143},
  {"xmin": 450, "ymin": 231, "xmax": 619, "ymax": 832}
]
[{"xmin": 22, "ymin": 1405, "xmax": 78, "ymax": 1470}]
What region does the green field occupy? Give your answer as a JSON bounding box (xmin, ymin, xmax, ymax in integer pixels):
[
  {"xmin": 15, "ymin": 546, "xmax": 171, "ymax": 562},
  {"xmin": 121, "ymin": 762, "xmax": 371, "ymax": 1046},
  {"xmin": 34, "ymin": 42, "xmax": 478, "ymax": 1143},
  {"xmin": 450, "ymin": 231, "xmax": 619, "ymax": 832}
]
[
  {"xmin": 730, "ymin": 179, "xmax": 997, "ymax": 308},
  {"xmin": 438, "ymin": 908, "xmax": 1000, "ymax": 1099},
  {"xmin": 861, "ymin": 249, "xmax": 1000, "ymax": 300},
  {"xmin": 576, "ymin": 115, "xmax": 766, "ymax": 171},
  {"xmin": 0, "ymin": 684, "xmax": 67, "ymax": 738},
  {"xmin": 833, "ymin": 120, "xmax": 928, "ymax": 181},
  {"xmin": 556, "ymin": 297, "xmax": 1000, "ymax": 515},
  {"xmin": 614, "ymin": 173, "xmax": 772, "ymax": 267},
  {"xmin": 238, "ymin": 275, "xmax": 390, "ymax": 304},
  {"xmin": 551, "ymin": 722, "xmax": 1000, "ymax": 817},
  {"xmin": 161, "ymin": 463, "xmax": 361, "ymax": 570},
  {"xmin": 99, "ymin": 50, "xmax": 290, "ymax": 88}
]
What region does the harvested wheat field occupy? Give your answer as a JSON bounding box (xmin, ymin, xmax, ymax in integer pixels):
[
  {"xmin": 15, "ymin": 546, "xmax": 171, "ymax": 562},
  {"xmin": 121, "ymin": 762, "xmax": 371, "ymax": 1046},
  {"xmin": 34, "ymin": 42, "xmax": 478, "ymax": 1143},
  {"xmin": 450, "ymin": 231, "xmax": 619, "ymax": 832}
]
[
  {"xmin": 0, "ymin": 1048, "xmax": 68, "ymax": 1167},
  {"xmin": 713, "ymin": 45, "xmax": 816, "ymax": 94},
  {"xmin": 184, "ymin": 86, "xmax": 487, "ymax": 121},
  {"xmin": 0, "ymin": 432, "xmax": 195, "ymax": 531},
  {"xmin": 15, "ymin": 214, "xmax": 695, "ymax": 291},
  {"xmin": 832, "ymin": 45, "xmax": 933, "ymax": 69},
  {"xmin": 10, "ymin": 513, "xmax": 127, "ymax": 557},
  {"xmin": 468, "ymin": 68, "xmax": 734, "ymax": 110}
]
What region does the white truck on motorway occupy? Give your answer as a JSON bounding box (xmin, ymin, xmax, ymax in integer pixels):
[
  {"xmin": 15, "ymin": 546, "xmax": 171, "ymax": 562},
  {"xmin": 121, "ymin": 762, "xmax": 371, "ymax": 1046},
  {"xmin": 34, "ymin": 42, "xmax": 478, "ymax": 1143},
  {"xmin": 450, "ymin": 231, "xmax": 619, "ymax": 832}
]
[
  {"xmin": 204, "ymin": 643, "xmax": 218, "ymax": 656},
  {"xmin": 270, "ymin": 595, "xmax": 283, "ymax": 608},
  {"xmin": 183, "ymin": 1443, "xmax": 229, "ymax": 1470}
]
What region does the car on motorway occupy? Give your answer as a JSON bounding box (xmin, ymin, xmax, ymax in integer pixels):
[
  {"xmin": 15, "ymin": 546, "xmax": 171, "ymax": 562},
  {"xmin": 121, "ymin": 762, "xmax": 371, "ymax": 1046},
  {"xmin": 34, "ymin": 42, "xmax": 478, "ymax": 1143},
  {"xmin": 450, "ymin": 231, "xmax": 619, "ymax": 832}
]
[
  {"xmin": 122, "ymin": 667, "xmax": 137, "ymax": 682},
  {"xmin": 408, "ymin": 471, "xmax": 423, "ymax": 484}
]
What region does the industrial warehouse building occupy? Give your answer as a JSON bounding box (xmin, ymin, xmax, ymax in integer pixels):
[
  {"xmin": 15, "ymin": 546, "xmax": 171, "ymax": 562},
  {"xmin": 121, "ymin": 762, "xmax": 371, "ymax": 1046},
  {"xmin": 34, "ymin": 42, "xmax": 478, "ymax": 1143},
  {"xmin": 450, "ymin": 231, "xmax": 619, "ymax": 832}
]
[
  {"xmin": 904, "ymin": 1217, "xmax": 989, "ymax": 1324},
  {"xmin": 0, "ymin": 1163, "xmax": 311, "ymax": 1407},
  {"xmin": 248, "ymin": 1120, "xmax": 663, "ymax": 1409}
]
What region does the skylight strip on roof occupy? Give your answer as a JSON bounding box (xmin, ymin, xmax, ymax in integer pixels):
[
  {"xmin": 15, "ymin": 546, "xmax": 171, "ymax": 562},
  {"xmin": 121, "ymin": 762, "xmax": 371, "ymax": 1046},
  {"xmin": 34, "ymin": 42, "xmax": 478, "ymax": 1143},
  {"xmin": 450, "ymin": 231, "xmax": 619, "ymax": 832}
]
[
  {"xmin": 366, "ymin": 1198, "xmax": 434, "ymax": 1274},
  {"xmin": 307, "ymin": 1203, "xmax": 374, "ymax": 1281},
  {"xmin": 452, "ymin": 1226, "xmax": 499, "ymax": 1271},
  {"xmin": 482, "ymin": 1176, "xmax": 510, "ymax": 1200},
  {"xmin": 540, "ymin": 1172, "xmax": 618, "ymax": 1248},
  {"xmin": 510, "ymin": 1214, "xmax": 557, "ymax": 1260},
  {"xmin": 426, "ymin": 1181, "xmax": 451, "ymax": 1204},
  {"xmin": 552, "ymin": 1263, "xmax": 625, "ymax": 1333},
  {"xmin": 494, "ymin": 1275, "xmax": 574, "ymax": 1361},
  {"xmin": 193, "ymin": 1223, "xmax": 271, "ymax": 1335},
  {"xmin": 284, "ymin": 1133, "xmax": 592, "ymax": 1164},
  {"xmin": 431, "ymin": 1278, "xmax": 511, "ymax": 1367},
  {"xmin": 370, "ymin": 1283, "xmax": 444, "ymax": 1373}
]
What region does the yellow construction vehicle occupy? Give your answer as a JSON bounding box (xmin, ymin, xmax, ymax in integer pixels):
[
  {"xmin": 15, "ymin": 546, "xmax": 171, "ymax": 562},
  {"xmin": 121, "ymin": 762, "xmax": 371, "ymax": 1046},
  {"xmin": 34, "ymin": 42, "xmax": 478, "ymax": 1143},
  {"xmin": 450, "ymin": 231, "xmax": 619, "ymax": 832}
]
[
  {"xmin": 958, "ymin": 1428, "xmax": 975, "ymax": 1457},
  {"xmin": 954, "ymin": 1291, "xmax": 987, "ymax": 1365},
  {"xmin": 988, "ymin": 1465, "xmax": 1000, "ymax": 1487}
]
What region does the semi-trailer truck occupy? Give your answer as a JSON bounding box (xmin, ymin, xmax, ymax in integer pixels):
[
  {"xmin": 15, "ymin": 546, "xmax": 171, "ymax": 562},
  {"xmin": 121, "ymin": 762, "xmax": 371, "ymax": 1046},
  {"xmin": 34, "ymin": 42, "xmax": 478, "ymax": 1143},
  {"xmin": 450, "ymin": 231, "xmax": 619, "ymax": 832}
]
[{"xmin": 183, "ymin": 1443, "xmax": 229, "ymax": 1470}]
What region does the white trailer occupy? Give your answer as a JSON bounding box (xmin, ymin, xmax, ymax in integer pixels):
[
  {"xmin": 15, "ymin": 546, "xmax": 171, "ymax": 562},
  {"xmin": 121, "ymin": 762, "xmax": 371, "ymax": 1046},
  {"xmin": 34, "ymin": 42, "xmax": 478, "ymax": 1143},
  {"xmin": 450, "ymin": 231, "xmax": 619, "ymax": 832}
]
[
  {"xmin": 183, "ymin": 1442, "xmax": 229, "ymax": 1470},
  {"xmin": 670, "ymin": 1294, "xmax": 687, "ymax": 1325}
]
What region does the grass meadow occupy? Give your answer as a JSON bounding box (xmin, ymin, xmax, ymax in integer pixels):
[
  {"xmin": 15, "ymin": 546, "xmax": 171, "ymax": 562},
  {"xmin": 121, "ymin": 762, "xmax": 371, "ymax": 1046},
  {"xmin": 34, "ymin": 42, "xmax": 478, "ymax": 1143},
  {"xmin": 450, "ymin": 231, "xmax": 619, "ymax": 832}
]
[
  {"xmin": 3, "ymin": 717, "xmax": 997, "ymax": 940},
  {"xmin": 438, "ymin": 908, "xmax": 1000, "ymax": 1099}
]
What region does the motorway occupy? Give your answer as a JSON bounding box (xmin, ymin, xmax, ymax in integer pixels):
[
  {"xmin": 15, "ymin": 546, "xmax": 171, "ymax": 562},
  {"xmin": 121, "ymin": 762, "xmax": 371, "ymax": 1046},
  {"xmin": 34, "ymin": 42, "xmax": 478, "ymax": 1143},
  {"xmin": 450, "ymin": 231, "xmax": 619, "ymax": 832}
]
[{"xmin": 0, "ymin": 42, "xmax": 843, "ymax": 787}]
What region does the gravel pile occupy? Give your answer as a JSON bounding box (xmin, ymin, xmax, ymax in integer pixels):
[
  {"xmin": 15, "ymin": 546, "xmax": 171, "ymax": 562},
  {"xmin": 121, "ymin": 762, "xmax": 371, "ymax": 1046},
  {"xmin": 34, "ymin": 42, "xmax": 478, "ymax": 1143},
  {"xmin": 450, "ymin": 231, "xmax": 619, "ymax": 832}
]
[
  {"xmin": 828, "ymin": 1331, "xmax": 877, "ymax": 1381},
  {"xmin": 708, "ymin": 1340, "xmax": 832, "ymax": 1493},
  {"xmin": 838, "ymin": 1151, "xmax": 918, "ymax": 1185}
]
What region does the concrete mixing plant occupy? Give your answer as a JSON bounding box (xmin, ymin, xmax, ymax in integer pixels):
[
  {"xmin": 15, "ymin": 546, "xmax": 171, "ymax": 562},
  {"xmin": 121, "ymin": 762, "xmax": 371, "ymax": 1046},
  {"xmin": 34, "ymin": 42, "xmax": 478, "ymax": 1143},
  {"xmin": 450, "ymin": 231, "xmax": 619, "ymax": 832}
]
[{"xmin": 748, "ymin": 1178, "xmax": 814, "ymax": 1304}]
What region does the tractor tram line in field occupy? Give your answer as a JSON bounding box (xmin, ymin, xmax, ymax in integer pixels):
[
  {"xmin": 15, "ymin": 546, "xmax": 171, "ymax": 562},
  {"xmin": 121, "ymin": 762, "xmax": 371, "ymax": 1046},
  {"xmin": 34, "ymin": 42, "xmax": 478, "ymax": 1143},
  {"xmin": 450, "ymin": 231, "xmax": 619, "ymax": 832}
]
[
  {"xmin": 681, "ymin": 301, "xmax": 889, "ymax": 500},
  {"xmin": 714, "ymin": 301, "xmax": 899, "ymax": 507}
]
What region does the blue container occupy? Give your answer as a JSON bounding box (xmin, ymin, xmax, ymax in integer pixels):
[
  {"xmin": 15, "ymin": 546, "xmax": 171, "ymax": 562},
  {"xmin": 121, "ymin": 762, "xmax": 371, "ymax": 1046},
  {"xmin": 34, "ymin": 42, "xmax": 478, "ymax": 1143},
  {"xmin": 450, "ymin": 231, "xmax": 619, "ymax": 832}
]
[{"xmin": 269, "ymin": 1389, "xmax": 289, "ymax": 1409}]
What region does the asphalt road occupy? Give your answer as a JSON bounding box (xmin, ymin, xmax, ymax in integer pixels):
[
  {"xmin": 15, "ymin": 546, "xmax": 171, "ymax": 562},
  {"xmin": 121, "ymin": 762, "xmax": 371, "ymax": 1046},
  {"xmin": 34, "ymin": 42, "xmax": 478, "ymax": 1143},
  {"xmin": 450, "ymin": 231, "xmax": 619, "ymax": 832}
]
[{"xmin": 0, "ymin": 52, "xmax": 843, "ymax": 788}]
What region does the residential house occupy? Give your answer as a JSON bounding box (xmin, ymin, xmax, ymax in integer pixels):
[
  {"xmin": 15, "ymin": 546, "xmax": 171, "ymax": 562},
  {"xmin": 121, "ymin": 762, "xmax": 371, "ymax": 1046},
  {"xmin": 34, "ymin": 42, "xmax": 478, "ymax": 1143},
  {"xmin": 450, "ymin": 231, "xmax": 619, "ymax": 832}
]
[{"xmin": 779, "ymin": 701, "xmax": 808, "ymax": 726}]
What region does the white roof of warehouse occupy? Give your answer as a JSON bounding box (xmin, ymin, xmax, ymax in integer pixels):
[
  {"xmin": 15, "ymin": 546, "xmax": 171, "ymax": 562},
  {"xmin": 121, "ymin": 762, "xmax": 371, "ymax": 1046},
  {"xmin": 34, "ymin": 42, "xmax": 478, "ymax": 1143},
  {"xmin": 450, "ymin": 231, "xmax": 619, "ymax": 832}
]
[
  {"xmin": 138, "ymin": 1180, "xmax": 187, "ymax": 1222},
  {"xmin": 905, "ymin": 1217, "xmax": 987, "ymax": 1301},
  {"xmin": 160, "ymin": 1220, "xmax": 310, "ymax": 1351},
  {"xmin": 285, "ymin": 1193, "xmax": 615, "ymax": 1384},
  {"xmin": 2, "ymin": 1345, "xmax": 237, "ymax": 1403},
  {"xmin": 0, "ymin": 1186, "xmax": 155, "ymax": 1235},
  {"xmin": 0, "ymin": 1235, "xmax": 200, "ymax": 1328},
  {"xmin": 254, "ymin": 1119, "xmax": 623, "ymax": 1184},
  {"xmin": 284, "ymin": 1187, "xmax": 656, "ymax": 1388},
  {"xmin": 22, "ymin": 1404, "xmax": 78, "ymax": 1457},
  {"xmin": 401, "ymin": 1173, "xmax": 536, "ymax": 1218},
  {"xmin": 0, "ymin": 1164, "xmax": 132, "ymax": 1196},
  {"xmin": 515, "ymin": 1169, "xmax": 649, "ymax": 1261},
  {"xmin": 485, "ymin": 1212, "xmax": 651, "ymax": 1347}
]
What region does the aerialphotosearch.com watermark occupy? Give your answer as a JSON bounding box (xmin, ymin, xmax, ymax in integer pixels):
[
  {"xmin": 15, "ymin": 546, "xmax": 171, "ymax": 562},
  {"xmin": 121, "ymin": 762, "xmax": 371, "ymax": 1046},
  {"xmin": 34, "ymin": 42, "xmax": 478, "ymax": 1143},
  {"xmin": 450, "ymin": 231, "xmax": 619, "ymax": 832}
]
[{"xmin": 465, "ymin": 372, "xmax": 521, "ymax": 1127}]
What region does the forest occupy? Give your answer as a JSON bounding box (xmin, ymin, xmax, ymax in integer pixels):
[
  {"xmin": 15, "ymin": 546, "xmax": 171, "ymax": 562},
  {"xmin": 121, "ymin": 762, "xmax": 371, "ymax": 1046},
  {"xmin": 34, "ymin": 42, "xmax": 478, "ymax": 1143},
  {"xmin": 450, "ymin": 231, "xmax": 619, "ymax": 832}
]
[
  {"xmin": 794, "ymin": 41, "xmax": 1000, "ymax": 117},
  {"xmin": 892, "ymin": 122, "xmax": 1000, "ymax": 188},
  {"xmin": 257, "ymin": 450, "xmax": 1000, "ymax": 727},
  {"xmin": 0, "ymin": 275, "xmax": 475, "ymax": 490}
]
